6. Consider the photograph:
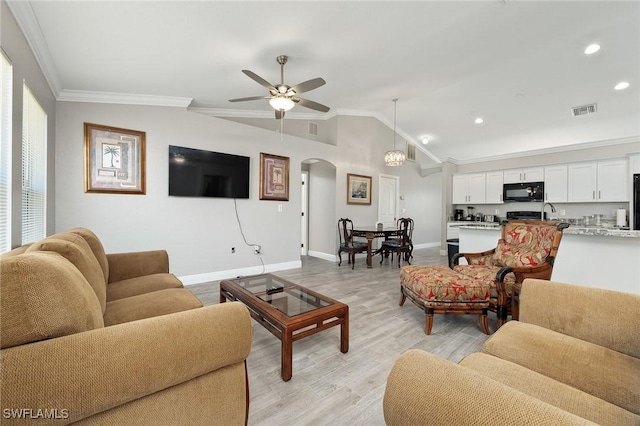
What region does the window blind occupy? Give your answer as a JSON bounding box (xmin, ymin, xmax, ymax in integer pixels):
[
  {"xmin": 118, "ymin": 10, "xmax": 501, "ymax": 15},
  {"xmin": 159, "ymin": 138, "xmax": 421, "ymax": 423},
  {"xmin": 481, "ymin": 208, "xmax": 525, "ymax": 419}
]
[
  {"xmin": 21, "ymin": 83, "xmax": 47, "ymax": 244},
  {"xmin": 0, "ymin": 52, "xmax": 12, "ymax": 252}
]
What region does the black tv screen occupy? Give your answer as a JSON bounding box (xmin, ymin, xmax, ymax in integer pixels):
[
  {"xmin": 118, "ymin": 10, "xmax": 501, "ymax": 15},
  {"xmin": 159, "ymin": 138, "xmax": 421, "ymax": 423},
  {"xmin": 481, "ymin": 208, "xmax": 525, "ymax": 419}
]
[{"xmin": 168, "ymin": 145, "xmax": 250, "ymax": 199}]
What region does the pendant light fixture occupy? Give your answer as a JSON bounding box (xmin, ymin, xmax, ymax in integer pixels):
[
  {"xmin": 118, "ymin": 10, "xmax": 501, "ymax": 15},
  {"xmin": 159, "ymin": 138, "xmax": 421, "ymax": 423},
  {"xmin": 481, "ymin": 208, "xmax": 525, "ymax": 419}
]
[{"xmin": 384, "ymin": 98, "xmax": 406, "ymax": 166}]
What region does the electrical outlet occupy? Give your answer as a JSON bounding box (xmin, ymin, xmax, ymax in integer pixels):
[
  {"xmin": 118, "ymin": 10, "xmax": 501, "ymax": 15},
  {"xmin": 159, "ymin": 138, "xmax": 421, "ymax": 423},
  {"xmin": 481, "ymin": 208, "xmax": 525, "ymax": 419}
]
[
  {"xmin": 277, "ymin": 204, "xmax": 283, "ymax": 212},
  {"xmin": 494, "ymin": 209, "xmax": 499, "ymax": 215},
  {"xmin": 231, "ymin": 247, "xmax": 235, "ymax": 253},
  {"xmin": 254, "ymin": 245, "xmax": 261, "ymax": 255},
  {"xmin": 560, "ymin": 209, "xmax": 566, "ymax": 216}
]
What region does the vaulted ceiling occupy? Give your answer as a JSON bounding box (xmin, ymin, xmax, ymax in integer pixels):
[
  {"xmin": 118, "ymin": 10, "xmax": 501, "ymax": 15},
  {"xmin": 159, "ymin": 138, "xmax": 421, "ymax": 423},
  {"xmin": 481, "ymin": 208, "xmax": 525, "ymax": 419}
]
[{"xmin": 7, "ymin": 0, "xmax": 640, "ymax": 163}]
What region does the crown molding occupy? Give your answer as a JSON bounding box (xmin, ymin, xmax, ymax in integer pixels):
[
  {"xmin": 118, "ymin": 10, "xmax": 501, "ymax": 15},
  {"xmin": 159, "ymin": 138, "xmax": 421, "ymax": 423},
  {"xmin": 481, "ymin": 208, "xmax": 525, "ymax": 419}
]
[
  {"xmin": 6, "ymin": 0, "xmax": 61, "ymax": 97},
  {"xmin": 58, "ymin": 89, "xmax": 192, "ymax": 107},
  {"xmin": 451, "ymin": 136, "xmax": 640, "ymax": 165}
]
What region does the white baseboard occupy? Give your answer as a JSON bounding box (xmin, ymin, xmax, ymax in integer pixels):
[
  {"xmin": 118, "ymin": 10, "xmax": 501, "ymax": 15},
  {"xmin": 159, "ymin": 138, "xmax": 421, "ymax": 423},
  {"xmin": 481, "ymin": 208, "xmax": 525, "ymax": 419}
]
[
  {"xmin": 413, "ymin": 242, "xmax": 441, "ymax": 250},
  {"xmin": 440, "ymin": 249, "xmax": 447, "ymax": 256},
  {"xmin": 179, "ymin": 260, "xmax": 302, "ymax": 286},
  {"xmin": 307, "ymin": 250, "xmax": 338, "ymax": 262}
]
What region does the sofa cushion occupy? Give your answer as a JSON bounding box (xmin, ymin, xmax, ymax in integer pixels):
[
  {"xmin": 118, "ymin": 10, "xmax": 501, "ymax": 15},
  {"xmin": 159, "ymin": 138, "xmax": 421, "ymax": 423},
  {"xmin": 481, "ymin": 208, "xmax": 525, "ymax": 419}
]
[
  {"xmin": 0, "ymin": 252, "xmax": 104, "ymax": 349},
  {"xmin": 103, "ymin": 288, "xmax": 203, "ymax": 326},
  {"xmin": 107, "ymin": 273, "xmax": 183, "ymax": 301},
  {"xmin": 482, "ymin": 321, "xmax": 640, "ymax": 415},
  {"xmin": 27, "ymin": 234, "xmax": 107, "ymax": 313},
  {"xmin": 69, "ymin": 227, "xmax": 110, "ymax": 283},
  {"xmin": 461, "ymin": 352, "xmax": 640, "ymax": 426}
]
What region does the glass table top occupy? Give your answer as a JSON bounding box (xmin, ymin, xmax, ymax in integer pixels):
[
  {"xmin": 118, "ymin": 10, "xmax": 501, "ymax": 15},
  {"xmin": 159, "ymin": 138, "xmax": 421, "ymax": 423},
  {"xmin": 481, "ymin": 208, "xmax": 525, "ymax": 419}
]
[{"xmin": 230, "ymin": 274, "xmax": 332, "ymax": 317}]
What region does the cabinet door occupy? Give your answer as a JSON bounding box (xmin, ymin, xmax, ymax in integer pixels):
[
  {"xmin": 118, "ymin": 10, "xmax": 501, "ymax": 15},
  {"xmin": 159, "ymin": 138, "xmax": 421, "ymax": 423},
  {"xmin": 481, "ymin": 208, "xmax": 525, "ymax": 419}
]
[
  {"xmin": 503, "ymin": 169, "xmax": 523, "ymax": 184},
  {"xmin": 568, "ymin": 163, "xmax": 597, "ymax": 202},
  {"xmin": 485, "ymin": 171, "xmax": 504, "ymax": 203},
  {"xmin": 597, "ymin": 159, "xmax": 628, "ymax": 202},
  {"xmin": 452, "ymin": 175, "xmax": 468, "ymax": 204},
  {"xmin": 544, "ymin": 165, "xmax": 568, "ymax": 202},
  {"xmin": 467, "ymin": 174, "xmax": 486, "ymax": 204},
  {"xmin": 522, "ymin": 167, "xmax": 544, "ymax": 182}
]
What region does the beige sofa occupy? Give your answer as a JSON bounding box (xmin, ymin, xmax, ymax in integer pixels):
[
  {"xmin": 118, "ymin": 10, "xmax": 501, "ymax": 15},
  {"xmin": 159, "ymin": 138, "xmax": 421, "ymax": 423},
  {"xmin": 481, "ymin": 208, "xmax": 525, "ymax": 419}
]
[
  {"xmin": 1, "ymin": 228, "xmax": 253, "ymax": 425},
  {"xmin": 383, "ymin": 279, "xmax": 640, "ymax": 425}
]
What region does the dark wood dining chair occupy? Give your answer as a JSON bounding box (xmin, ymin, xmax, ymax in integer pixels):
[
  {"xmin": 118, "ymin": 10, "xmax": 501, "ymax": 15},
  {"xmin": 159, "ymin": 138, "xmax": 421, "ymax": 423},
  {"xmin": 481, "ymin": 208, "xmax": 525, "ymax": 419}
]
[
  {"xmin": 337, "ymin": 218, "xmax": 368, "ymax": 269},
  {"xmin": 380, "ymin": 218, "xmax": 413, "ymax": 268}
]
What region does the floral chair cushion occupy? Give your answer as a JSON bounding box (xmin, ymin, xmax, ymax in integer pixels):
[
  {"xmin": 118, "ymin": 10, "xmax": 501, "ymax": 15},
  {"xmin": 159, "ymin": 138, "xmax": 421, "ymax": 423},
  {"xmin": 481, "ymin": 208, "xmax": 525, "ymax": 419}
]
[
  {"xmin": 400, "ymin": 266, "xmax": 490, "ymax": 307},
  {"xmin": 492, "ymin": 239, "xmax": 549, "ymax": 268},
  {"xmin": 452, "ymin": 264, "xmax": 515, "ymax": 298}
]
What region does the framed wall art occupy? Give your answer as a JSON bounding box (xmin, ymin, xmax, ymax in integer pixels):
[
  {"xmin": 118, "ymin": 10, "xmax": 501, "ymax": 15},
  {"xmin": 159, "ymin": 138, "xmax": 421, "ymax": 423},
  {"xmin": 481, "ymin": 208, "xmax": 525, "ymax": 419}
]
[
  {"xmin": 84, "ymin": 122, "xmax": 146, "ymax": 194},
  {"xmin": 259, "ymin": 152, "xmax": 290, "ymax": 201},
  {"xmin": 347, "ymin": 173, "xmax": 372, "ymax": 205}
]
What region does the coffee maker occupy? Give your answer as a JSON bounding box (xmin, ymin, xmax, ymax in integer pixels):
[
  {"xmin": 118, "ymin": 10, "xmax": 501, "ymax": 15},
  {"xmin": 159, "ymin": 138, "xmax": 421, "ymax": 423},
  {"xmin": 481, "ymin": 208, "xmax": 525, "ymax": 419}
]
[{"xmin": 454, "ymin": 209, "xmax": 464, "ymax": 221}]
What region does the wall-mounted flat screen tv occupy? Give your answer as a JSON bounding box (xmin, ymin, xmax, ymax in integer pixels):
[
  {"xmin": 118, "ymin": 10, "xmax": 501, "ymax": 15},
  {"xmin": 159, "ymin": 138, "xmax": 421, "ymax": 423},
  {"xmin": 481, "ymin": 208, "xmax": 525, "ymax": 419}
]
[{"xmin": 169, "ymin": 145, "xmax": 250, "ymax": 199}]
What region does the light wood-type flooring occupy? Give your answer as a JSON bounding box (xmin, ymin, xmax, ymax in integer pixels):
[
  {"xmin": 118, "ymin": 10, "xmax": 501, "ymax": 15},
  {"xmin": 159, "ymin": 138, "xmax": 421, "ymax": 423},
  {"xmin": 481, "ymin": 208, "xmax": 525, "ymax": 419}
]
[{"xmin": 189, "ymin": 248, "xmax": 495, "ymax": 425}]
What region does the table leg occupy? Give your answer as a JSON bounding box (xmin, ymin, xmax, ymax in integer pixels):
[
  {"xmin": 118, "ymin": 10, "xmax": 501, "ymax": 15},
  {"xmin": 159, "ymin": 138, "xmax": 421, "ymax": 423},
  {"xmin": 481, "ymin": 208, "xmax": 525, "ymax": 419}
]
[
  {"xmin": 281, "ymin": 330, "xmax": 293, "ymax": 381},
  {"xmin": 340, "ymin": 309, "xmax": 349, "ymax": 353},
  {"xmin": 366, "ymin": 232, "xmax": 374, "ymax": 268}
]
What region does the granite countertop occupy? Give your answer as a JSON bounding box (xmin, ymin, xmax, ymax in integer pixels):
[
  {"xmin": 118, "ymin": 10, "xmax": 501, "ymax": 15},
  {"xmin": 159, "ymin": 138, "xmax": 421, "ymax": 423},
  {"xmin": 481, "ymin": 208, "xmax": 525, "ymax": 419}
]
[{"xmin": 457, "ymin": 222, "xmax": 640, "ymax": 238}]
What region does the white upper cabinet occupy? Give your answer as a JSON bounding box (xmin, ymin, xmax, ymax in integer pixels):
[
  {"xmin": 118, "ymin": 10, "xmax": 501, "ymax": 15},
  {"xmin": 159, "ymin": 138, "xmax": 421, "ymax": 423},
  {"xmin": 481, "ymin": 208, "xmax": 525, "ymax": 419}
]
[
  {"xmin": 452, "ymin": 173, "xmax": 486, "ymax": 204},
  {"xmin": 485, "ymin": 171, "xmax": 504, "ymax": 204},
  {"xmin": 503, "ymin": 167, "xmax": 544, "ymax": 184},
  {"xmin": 544, "ymin": 165, "xmax": 568, "ymax": 202},
  {"xmin": 568, "ymin": 159, "xmax": 628, "ymax": 202},
  {"xmin": 597, "ymin": 159, "xmax": 628, "ymax": 202}
]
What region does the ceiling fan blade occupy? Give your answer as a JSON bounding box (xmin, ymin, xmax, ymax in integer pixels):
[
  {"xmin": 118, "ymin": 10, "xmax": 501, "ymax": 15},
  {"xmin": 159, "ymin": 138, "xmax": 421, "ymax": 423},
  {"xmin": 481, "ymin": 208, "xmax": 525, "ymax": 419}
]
[
  {"xmin": 228, "ymin": 95, "xmax": 268, "ymax": 103},
  {"xmin": 294, "ymin": 97, "xmax": 330, "ymax": 113},
  {"xmin": 242, "ymin": 70, "xmax": 275, "ymax": 90},
  {"xmin": 275, "ymin": 110, "xmax": 284, "ymax": 120},
  {"xmin": 290, "ymin": 78, "xmax": 326, "ymax": 95}
]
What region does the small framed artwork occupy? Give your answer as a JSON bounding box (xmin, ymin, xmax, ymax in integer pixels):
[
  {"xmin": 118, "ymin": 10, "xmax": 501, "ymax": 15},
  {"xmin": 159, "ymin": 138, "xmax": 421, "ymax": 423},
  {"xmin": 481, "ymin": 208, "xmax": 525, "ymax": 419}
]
[
  {"xmin": 347, "ymin": 173, "xmax": 372, "ymax": 205},
  {"xmin": 259, "ymin": 152, "xmax": 290, "ymax": 201},
  {"xmin": 84, "ymin": 122, "xmax": 146, "ymax": 194}
]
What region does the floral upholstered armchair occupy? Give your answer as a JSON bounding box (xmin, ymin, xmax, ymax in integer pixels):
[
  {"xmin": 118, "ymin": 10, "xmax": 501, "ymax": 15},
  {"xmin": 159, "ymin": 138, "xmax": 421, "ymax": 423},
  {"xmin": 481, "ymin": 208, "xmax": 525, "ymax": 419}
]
[{"xmin": 451, "ymin": 220, "xmax": 569, "ymax": 327}]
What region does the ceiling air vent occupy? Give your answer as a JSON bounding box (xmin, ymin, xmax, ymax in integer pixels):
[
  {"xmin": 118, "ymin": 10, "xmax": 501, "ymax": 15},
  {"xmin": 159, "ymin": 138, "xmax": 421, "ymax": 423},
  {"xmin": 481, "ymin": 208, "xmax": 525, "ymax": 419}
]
[
  {"xmin": 407, "ymin": 144, "xmax": 416, "ymax": 161},
  {"xmin": 571, "ymin": 103, "xmax": 597, "ymax": 117},
  {"xmin": 308, "ymin": 122, "xmax": 319, "ymax": 136}
]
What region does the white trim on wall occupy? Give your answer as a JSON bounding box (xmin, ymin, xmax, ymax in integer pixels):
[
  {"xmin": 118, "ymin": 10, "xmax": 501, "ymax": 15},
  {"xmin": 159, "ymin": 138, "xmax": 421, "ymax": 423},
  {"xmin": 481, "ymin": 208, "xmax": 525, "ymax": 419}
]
[
  {"xmin": 307, "ymin": 250, "xmax": 337, "ymax": 262},
  {"xmin": 179, "ymin": 260, "xmax": 302, "ymax": 286}
]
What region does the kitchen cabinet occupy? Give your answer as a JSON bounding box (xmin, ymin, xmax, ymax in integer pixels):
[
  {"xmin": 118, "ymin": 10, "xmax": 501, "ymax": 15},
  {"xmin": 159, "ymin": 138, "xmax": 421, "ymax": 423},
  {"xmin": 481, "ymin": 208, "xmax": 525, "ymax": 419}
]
[
  {"xmin": 485, "ymin": 171, "xmax": 504, "ymax": 203},
  {"xmin": 544, "ymin": 164, "xmax": 568, "ymax": 202},
  {"xmin": 503, "ymin": 167, "xmax": 544, "ymax": 184},
  {"xmin": 568, "ymin": 159, "xmax": 628, "ymax": 202},
  {"xmin": 452, "ymin": 173, "xmax": 485, "ymax": 204}
]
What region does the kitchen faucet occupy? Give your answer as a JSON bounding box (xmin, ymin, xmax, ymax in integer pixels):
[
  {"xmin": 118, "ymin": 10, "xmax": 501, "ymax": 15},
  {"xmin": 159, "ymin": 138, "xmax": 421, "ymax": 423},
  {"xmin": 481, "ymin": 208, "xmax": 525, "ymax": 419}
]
[{"xmin": 541, "ymin": 202, "xmax": 556, "ymax": 220}]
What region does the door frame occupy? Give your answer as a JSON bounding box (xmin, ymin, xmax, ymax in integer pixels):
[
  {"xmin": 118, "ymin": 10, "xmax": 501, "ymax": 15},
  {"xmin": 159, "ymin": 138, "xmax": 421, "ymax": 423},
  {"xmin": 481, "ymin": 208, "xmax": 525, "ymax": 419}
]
[{"xmin": 301, "ymin": 170, "xmax": 309, "ymax": 256}]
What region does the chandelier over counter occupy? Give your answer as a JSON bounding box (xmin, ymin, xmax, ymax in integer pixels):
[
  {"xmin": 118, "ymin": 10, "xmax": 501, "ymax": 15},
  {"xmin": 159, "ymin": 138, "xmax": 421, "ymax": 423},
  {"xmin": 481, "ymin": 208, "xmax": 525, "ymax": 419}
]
[{"xmin": 384, "ymin": 98, "xmax": 405, "ymax": 166}]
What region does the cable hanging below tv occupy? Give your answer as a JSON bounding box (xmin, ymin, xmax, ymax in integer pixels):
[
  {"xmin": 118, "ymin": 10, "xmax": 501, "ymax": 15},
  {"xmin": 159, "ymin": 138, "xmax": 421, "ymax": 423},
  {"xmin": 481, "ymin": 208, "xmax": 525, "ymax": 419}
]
[{"xmin": 168, "ymin": 145, "xmax": 250, "ymax": 199}]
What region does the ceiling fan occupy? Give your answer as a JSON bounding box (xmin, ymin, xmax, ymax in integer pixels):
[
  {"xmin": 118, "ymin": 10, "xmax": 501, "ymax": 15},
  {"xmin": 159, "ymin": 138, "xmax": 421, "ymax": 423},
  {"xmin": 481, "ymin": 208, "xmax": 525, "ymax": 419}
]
[{"xmin": 229, "ymin": 55, "xmax": 330, "ymax": 119}]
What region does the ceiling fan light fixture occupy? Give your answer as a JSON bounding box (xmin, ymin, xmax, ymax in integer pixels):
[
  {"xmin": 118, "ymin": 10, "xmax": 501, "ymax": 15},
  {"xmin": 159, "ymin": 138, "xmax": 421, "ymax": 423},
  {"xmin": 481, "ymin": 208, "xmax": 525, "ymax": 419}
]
[
  {"xmin": 385, "ymin": 98, "xmax": 405, "ymax": 167},
  {"xmin": 269, "ymin": 96, "xmax": 295, "ymax": 111}
]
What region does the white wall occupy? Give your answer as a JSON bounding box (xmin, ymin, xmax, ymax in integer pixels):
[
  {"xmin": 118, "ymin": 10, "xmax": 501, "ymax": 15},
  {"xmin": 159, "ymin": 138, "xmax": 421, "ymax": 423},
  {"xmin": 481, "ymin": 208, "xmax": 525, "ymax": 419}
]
[
  {"xmin": 307, "ymin": 160, "xmax": 337, "ymax": 259},
  {"xmin": 55, "ymin": 102, "xmax": 337, "ymax": 280}
]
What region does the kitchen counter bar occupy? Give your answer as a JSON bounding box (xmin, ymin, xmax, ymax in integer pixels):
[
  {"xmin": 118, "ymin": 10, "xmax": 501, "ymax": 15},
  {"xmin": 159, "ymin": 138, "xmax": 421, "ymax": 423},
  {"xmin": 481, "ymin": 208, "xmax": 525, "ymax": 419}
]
[{"xmin": 458, "ymin": 222, "xmax": 640, "ymax": 238}]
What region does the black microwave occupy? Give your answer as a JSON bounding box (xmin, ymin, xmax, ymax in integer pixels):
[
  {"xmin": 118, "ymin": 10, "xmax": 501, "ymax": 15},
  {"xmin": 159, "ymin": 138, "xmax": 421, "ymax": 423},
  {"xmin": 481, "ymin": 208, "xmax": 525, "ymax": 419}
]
[{"xmin": 503, "ymin": 181, "xmax": 544, "ymax": 202}]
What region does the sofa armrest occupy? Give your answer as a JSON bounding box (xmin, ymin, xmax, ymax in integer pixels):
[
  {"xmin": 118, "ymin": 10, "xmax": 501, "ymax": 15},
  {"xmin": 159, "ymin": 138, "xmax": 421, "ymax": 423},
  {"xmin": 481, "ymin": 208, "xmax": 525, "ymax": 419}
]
[
  {"xmin": 107, "ymin": 250, "xmax": 170, "ymax": 283},
  {"xmin": 0, "ymin": 302, "xmax": 253, "ymax": 424},
  {"xmin": 519, "ymin": 279, "xmax": 640, "ymax": 358},
  {"xmin": 383, "ymin": 349, "xmax": 596, "ymax": 426}
]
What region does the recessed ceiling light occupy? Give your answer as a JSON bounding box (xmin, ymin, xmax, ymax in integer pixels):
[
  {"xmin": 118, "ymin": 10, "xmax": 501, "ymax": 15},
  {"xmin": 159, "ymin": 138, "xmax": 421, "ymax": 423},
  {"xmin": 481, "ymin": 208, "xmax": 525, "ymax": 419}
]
[
  {"xmin": 422, "ymin": 137, "xmax": 429, "ymax": 145},
  {"xmin": 475, "ymin": 118, "xmax": 484, "ymax": 124},
  {"xmin": 614, "ymin": 81, "xmax": 630, "ymax": 90},
  {"xmin": 584, "ymin": 44, "xmax": 600, "ymax": 55}
]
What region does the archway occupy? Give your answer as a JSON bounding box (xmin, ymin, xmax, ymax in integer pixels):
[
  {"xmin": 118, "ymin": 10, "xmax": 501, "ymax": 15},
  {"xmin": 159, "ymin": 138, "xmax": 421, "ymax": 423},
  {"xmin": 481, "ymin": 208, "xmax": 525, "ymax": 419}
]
[{"xmin": 301, "ymin": 159, "xmax": 337, "ymax": 261}]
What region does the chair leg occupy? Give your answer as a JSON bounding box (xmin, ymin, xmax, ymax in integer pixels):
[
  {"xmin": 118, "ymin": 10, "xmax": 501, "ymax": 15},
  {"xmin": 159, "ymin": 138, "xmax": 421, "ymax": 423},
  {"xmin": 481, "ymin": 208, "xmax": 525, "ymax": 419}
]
[
  {"xmin": 338, "ymin": 250, "xmax": 343, "ymax": 266},
  {"xmin": 351, "ymin": 252, "xmax": 356, "ymax": 270},
  {"xmin": 479, "ymin": 309, "xmax": 490, "ymax": 335},
  {"xmin": 399, "ymin": 290, "xmax": 406, "ymax": 306},
  {"xmin": 424, "ymin": 307, "xmax": 434, "ymax": 335}
]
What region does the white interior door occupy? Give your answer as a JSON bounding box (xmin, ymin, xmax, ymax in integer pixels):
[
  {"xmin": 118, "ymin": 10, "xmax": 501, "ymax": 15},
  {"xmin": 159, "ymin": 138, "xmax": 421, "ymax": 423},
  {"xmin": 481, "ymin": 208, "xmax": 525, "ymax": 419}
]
[
  {"xmin": 301, "ymin": 171, "xmax": 309, "ymax": 255},
  {"xmin": 378, "ymin": 174, "xmax": 399, "ymax": 227}
]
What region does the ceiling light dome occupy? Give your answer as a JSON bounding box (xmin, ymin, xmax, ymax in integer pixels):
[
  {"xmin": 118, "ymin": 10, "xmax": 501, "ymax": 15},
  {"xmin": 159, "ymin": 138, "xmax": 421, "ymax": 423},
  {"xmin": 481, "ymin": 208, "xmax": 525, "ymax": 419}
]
[
  {"xmin": 269, "ymin": 96, "xmax": 295, "ymax": 111},
  {"xmin": 475, "ymin": 117, "xmax": 484, "ymax": 124},
  {"xmin": 614, "ymin": 81, "xmax": 630, "ymax": 90},
  {"xmin": 584, "ymin": 44, "xmax": 600, "ymax": 55}
]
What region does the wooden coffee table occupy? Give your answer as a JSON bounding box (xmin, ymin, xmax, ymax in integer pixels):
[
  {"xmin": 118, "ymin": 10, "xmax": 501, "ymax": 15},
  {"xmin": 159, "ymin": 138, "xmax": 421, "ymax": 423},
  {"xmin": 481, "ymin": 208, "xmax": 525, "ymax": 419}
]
[{"xmin": 219, "ymin": 273, "xmax": 349, "ymax": 381}]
